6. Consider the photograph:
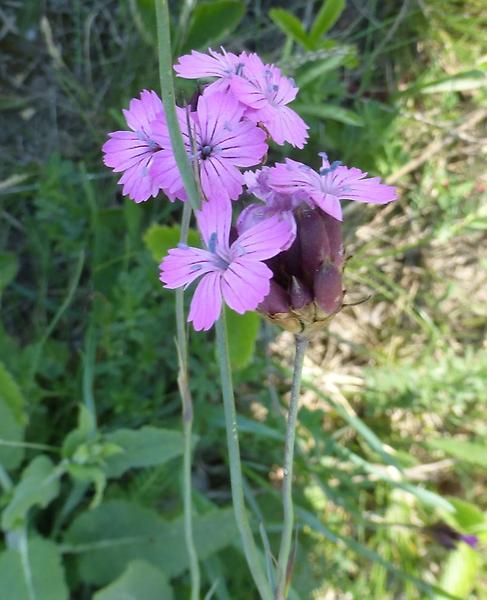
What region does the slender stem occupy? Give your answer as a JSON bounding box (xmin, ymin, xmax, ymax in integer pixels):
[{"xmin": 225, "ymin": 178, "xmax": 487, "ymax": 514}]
[
  {"xmin": 175, "ymin": 201, "xmax": 200, "ymax": 600},
  {"xmin": 275, "ymin": 335, "xmax": 309, "ymax": 600},
  {"xmin": 154, "ymin": 2, "xmax": 201, "ymax": 595},
  {"xmin": 215, "ymin": 314, "xmax": 273, "ymax": 600},
  {"xmin": 155, "ymin": 0, "xmax": 200, "ymax": 212}
]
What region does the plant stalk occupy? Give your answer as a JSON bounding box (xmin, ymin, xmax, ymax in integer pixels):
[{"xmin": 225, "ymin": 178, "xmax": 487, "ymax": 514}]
[
  {"xmin": 154, "ymin": 1, "xmax": 201, "ymax": 595},
  {"xmin": 215, "ymin": 314, "xmax": 274, "ymax": 600},
  {"xmin": 275, "ymin": 334, "xmax": 309, "ymax": 599},
  {"xmin": 175, "ymin": 201, "xmax": 200, "ymax": 600},
  {"xmin": 155, "ymin": 0, "xmax": 201, "ymax": 212}
]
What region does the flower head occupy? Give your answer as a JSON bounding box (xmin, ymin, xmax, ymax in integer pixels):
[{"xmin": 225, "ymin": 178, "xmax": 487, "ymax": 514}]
[
  {"xmin": 151, "ymin": 91, "xmax": 268, "ymax": 203},
  {"xmin": 160, "ymin": 197, "xmax": 294, "ymax": 331},
  {"xmin": 230, "ymin": 53, "xmax": 309, "ymax": 148},
  {"xmin": 427, "ymin": 522, "xmax": 479, "ymax": 550},
  {"xmin": 237, "ymin": 167, "xmax": 305, "ymax": 249},
  {"xmin": 102, "ymin": 90, "xmax": 166, "ymax": 202},
  {"xmin": 268, "ymin": 154, "xmax": 398, "ymax": 220},
  {"xmin": 174, "ymin": 48, "xmax": 247, "ymax": 95}
]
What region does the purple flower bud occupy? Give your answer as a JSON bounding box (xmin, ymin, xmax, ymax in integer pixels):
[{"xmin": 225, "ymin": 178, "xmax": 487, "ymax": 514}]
[
  {"xmin": 258, "ymin": 280, "xmax": 290, "ymax": 315},
  {"xmin": 290, "ymin": 277, "xmax": 313, "ymax": 309},
  {"xmin": 427, "ymin": 522, "xmax": 479, "ymax": 550},
  {"xmin": 322, "ymin": 213, "xmax": 344, "ymax": 268},
  {"xmin": 314, "ymin": 264, "xmax": 343, "ymax": 315},
  {"xmin": 298, "ymin": 209, "xmax": 331, "ymax": 273}
]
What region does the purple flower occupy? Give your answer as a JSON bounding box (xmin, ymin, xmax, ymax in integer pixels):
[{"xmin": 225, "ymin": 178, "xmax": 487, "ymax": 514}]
[
  {"xmin": 230, "ymin": 53, "xmax": 309, "ymax": 148},
  {"xmin": 237, "ymin": 167, "xmax": 305, "ymax": 249},
  {"xmin": 174, "ymin": 48, "xmax": 247, "ymax": 95},
  {"xmin": 102, "ymin": 90, "xmax": 166, "ymax": 203},
  {"xmin": 268, "ymin": 154, "xmax": 398, "ymax": 220},
  {"xmin": 428, "ymin": 523, "xmax": 479, "ymax": 550},
  {"xmin": 159, "ymin": 197, "xmax": 294, "ymax": 331},
  {"xmin": 150, "ymin": 91, "xmax": 268, "ymax": 203}
]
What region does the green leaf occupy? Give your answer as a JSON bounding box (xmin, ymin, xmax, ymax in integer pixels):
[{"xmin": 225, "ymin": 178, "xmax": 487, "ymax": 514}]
[
  {"xmin": 0, "ymin": 361, "xmax": 26, "ymax": 469},
  {"xmin": 0, "ymin": 252, "xmax": 18, "ymax": 294},
  {"xmin": 436, "ymin": 543, "xmax": 481, "ymax": 599},
  {"xmin": 94, "ymin": 560, "xmax": 174, "ymax": 600},
  {"xmin": 269, "ymin": 9, "xmax": 312, "ymax": 50},
  {"xmin": 103, "ymin": 426, "xmax": 189, "ymax": 478},
  {"xmin": 310, "ymin": 0, "xmax": 346, "ymax": 42},
  {"xmin": 295, "ymin": 103, "xmax": 364, "ymax": 127},
  {"xmin": 446, "ymin": 497, "xmax": 486, "ymax": 530},
  {"xmin": 2, "ymin": 455, "xmax": 61, "ymax": 531},
  {"xmin": 182, "ymin": 1, "xmax": 245, "ymax": 53},
  {"xmin": 0, "ymin": 538, "xmax": 68, "ymax": 600},
  {"xmin": 225, "ymin": 308, "xmax": 260, "ymax": 371},
  {"xmin": 143, "ymin": 224, "xmax": 200, "ymax": 262},
  {"xmin": 64, "ymin": 500, "xmax": 237, "ymax": 585},
  {"xmin": 296, "ymin": 49, "xmax": 353, "ymax": 88},
  {"xmin": 428, "ymin": 438, "xmax": 487, "ymax": 468},
  {"xmin": 419, "ymin": 69, "xmax": 487, "ymax": 94}
]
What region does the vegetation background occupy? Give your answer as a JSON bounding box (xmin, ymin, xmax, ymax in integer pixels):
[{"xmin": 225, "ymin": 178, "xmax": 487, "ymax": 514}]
[{"xmin": 0, "ymin": 0, "xmax": 486, "ymax": 598}]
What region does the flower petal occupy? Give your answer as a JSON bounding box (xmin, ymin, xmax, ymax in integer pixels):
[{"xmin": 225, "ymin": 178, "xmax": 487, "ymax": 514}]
[
  {"xmin": 222, "ymin": 258, "xmax": 272, "ymax": 313},
  {"xmin": 231, "ymin": 213, "xmax": 295, "ymax": 260},
  {"xmin": 123, "ymin": 90, "xmax": 164, "ymax": 135},
  {"xmin": 159, "ymin": 246, "xmax": 215, "ymax": 289},
  {"xmin": 196, "ymin": 196, "xmax": 232, "ymax": 251},
  {"xmin": 188, "ymin": 271, "xmax": 223, "ymax": 331}
]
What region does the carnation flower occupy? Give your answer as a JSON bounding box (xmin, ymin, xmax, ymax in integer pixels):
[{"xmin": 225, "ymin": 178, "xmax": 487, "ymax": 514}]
[
  {"xmin": 160, "ymin": 197, "xmax": 294, "ymax": 331},
  {"xmin": 174, "ymin": 47, "xmax": 247, "ymax": 95},
  {"xmin": 237, "ymin": 167, "xmax": 304, "ymax": 249},
  {"xmin": 268, "ymin": 153, "xmax": 398, "ymax": 220},
  {"xmin": 230, "ymin": 53, "xmax": 309, "ymax": 148},
  {"xmin": 102, "ymin": 90, "xmax": 165, "ymax": 202},
  {"xmin": 150, "ymin": 91, "xmax": 268, "ymax": 203}
]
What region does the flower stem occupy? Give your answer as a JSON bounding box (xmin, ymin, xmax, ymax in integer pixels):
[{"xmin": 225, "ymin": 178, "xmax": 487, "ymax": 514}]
[
  {"xmin": 154, "ymin": 0, "xmax": 200, "ymax": 212},
  {"xmin": 215, "ymin": 313, "xmax": 274, "ymax": 600},
  {"xmin": 275, "ymin": 334, "xmax": 309, "ymax": 599},
  {"xmin": 175, "ymin": 201, "xmax": 200, "ymax": 600}
]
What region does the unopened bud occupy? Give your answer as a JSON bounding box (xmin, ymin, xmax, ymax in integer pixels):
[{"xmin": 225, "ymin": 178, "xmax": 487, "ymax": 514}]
[
  {"xmin": 299, "ymin": 209, "xmax": 331, "ymax": 272},
  {"xmin": 314, "ymin": 264, "xmax": 343, "ymax": 315},
  {"xmin": 258, "ymin": 281, "xmax": 289, "ymax": 315},
  {"xmin": 290, "ymin": 277, "xmax": 312, "ymax": 309},
  {"xmin": 322, "ymin": 213, "xmax": 344, "ymax": 268}
]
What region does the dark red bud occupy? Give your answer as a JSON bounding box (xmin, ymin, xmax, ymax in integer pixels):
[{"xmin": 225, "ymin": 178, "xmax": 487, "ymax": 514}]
[
  {"xmin": 299, "ymin": 209, "xmax": 331, "ymax": 272},
  {"xmin": 290, "ymin": 277, "xmax": 313, "ymax": 309},
  {"xmin": 258, "ymin": 281, "xmax": 290, "ymax": 315},
  {"xmin": 314, "ymin": 264, "xmax": 343, "ymax": 314},
  {"xmin": 322, "ymin": 213, "xmax": 344, "ymax": 268}
]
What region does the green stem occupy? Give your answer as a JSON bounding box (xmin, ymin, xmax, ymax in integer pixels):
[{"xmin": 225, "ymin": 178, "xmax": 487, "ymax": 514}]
[
  {"xmin": 175, "ymin": 201, "xmax": 200, "ymax": 600},
  {"xmin": 275, "ymin": 335, "xmax": 309, "ymax": 600},
  {"xmin": 155, "ymin": 0, "xmax": 201, "ymax": 212},
  {"xmin": 154, "ymin": 2, "xmax": 201, "ymax": 594},
  {"xmin": 215, "ymin": 314, "xmax": 273, "ymax": 600}
]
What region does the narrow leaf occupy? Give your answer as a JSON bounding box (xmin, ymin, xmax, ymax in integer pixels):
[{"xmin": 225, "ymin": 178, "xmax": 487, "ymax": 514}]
[
  {"xmin": 310, "ymin": 0, "xmax": 346, "ymax": 42},
  {"xmin": 269, "ymin": 9, "xmax": 312, "ymax": 50},
  {"xmin": 94, "ymin": 560, "xmax": 173, "ymax": 600},
  {"xmin": 225, "ymin": 308, "xmax": 260, "ymax": 371}
]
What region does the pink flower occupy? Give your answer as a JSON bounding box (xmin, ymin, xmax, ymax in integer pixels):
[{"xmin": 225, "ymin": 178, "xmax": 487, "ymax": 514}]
[
  {"xmin": 237, "ymin": 168, "xmax": 304, "ymax": 249},
  {"xmin": 174, "ymin": 48, "xmax": 247, "ymax": 95},
  {"xmin": 268, "ymin": 154, "xmax": 398, "ymax": 221},
  {"xmin": 160, "ymin": 197, "xmax": 294, "ymax": 331},
  {"xmin": 230, "ymin": 53, "xmax": 309, "ymax": 148},
  {"xmin": 150, "ymin": 91, "xmax": 267, "ymax": 203},
  {"xmin": 102, "ymin": 90, "xmax": 166, "ymax": 202}
]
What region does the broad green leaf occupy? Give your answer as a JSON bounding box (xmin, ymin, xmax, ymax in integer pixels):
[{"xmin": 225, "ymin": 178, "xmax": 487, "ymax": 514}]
[
  {"xmin": 104, "ymin": 426, "xmax": 189, "ymax": 478},
  {"xmin": 0, "ymin": 361, "xmax": 26, "ymax": 469},
  {"xmin": 0, "ymin": 252, "xmax": 18, "ymax": 294},
  {"xmin": 295, "ymin": 103, "xmax": 364, "ymax": 127},
  {"xmin": 225, "ymin": 308, "xmax": 260, "ymax": 371},
  {"xmin": 2, "ymin": 455, "xmax": 61, "ymax": 531},
  {"xmin": 182, "ymin": 1, "xmax": 245, "ymax": 53},
  {"xmin": 436, "ymin": 543, "xmax": 481, "ymax": 599},
  {"xmin": 428, "ymin": 438, "xmax": 487, "ymax": 468},
  {"xmin": 143, "ymin": 224, "xmax": 200, "ymax": 262},
  {"xmin": 446, "ymin": 497, "xmax": 485, "ymax": 530},
  {"xmin": 64, "ymin": 500, "xmax": 237, "ymax": 585},
  {"xmin": 94, "ymin": 560, "xmax": 173, "ymax": 600},
  {"xmin": 310, "ymin": 0, "xmax": 346, "ymax": 42},
  {"xmin": 269, "ymin": 9, "xmax": 312, "ymax": 50},
  {"xmin": 0, "ymin": 538, "xmax": 68, "ymax": 600}
]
